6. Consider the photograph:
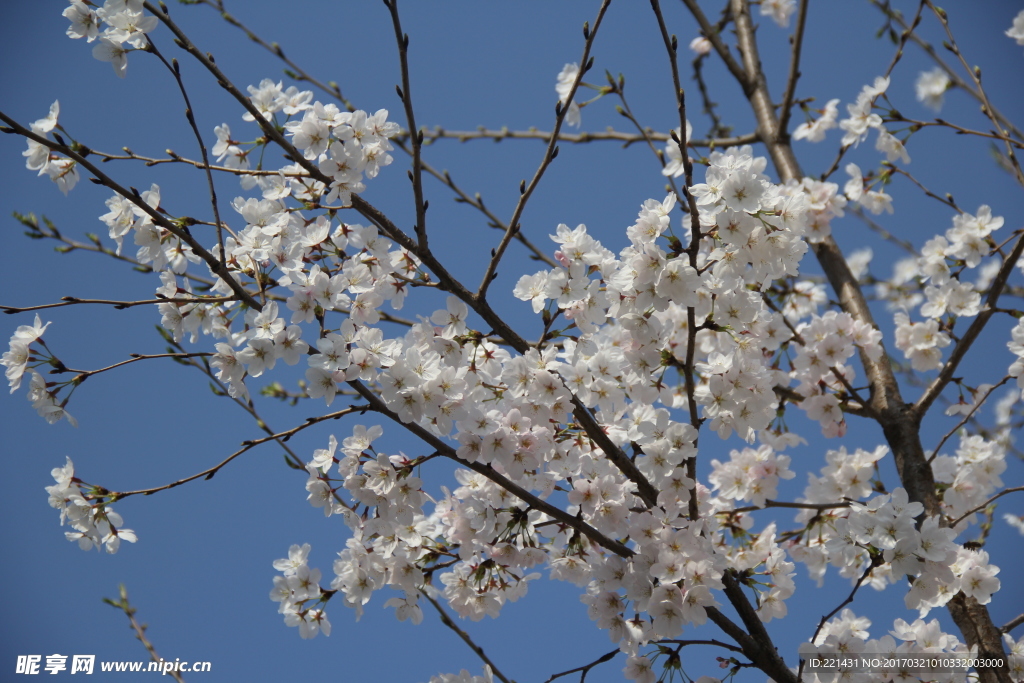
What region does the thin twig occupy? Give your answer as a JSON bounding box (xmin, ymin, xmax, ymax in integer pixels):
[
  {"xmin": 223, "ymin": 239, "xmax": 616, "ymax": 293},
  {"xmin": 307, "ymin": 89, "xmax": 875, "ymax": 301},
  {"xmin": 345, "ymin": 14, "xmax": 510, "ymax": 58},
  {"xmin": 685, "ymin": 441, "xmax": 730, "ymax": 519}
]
[
  {"xmin": 890, "ymin": 117, "xmax": 1024, "ymax": 149},
  {"xmin": 543, "ymin": 649, "xmax": 619, "ymax": 683},
  {"xmin": 819, "ymin": 1, "xmax": 926, "ymax": 182},
  {"xmin": 727, "ymin": 499, "xmax": 853, "ymax": 514},
  {"xmin": 421, "ymin": 591, "xmax": 512, "ymax": 683},
  {"xmin": 427, "ymin": 162, "xmax": 556, "ymax": 268},
  {"xmin": 384, "ymin": 0, "xmax": 428, "ymax": 250},
  {"xmin": 103, "ymin": 585, "xmax": 186, "ymax": 683},
  {"xmin": 608, "ymin": 74, "xmax": 685, "ymax": 206},
  {"xmin": 1, "ymin": 296, "xmax": 235, "ymax": 314},
  {"xmin": 886, "ymin": 165, "xmax": 960, "ymax": 211},
  {"xmin": 344, "ymin": 378, "xmax": 637, "ymax": 556},
  {"xmin": 651, "ymin": 0, "xmax": 704, "ymax": 522},
  {"xmin": 0, "ymin": 111, "xmax": 261, "ymax": 312},
  {"xmin": 146, "ymin": 38, "xmax": 226, "ymax": 266},
  {"xmin": 186, "ymin": 1, "xmax": 563, "ymax": 266},
  {"xmin": 848, "ymin": 205, "xmax": 917, "ymax": 254},
  {"xmin": 922, "ymin": 0, "xmax": 1024, "ymax": 187},
  {"xmin": 172, "ymin": 342, "xmax": 305, "ymax": 468},
  {"xmin": 915, "ymin": 231, "xmax": 1024, "ymax": 417},
  {"xmin": 928, "ymin": 377, "xmax": 1011, "ymax": 462},
  {"xmin": 419, "ymin": 125, "xmax": 758, "ymax": 148},
  {"xmin": 657, "ymin": 639, "xmax": 745, "ymax": 654},
  {"xmin": 197, "ymin": 0, "xmax": 354, "ymax": 108},
  {"xmin": 94, "ymin": 147, "xmax": 307, "ymax": 175},
  {"xmin": 110, "ymin": 405, "xmax": 366, "ymax": 499},
  {"xmin": 60, "ymin": 352, "xmax": 213, "ymax": 383},
  {"xmin": 868, "ymin": 0, "xmax": 1024, "ymax": 142},
  {"xmin": 777, "ymin": 0, "xmax": 810, "ymax": 137},
  {"xmin": 949, "ymin": 486, "xmax": 1024, "ymax": 528},
  {"xmin": 800, "ymin": 560, "xmax": 880, "ymax": 679},
  {"xmin": 477, "ymin": 0, "xmax": 613, "ymax": 299},
  {"xmin": 677, "ymin": 0, "xmax": 749, "ymax": 87}
]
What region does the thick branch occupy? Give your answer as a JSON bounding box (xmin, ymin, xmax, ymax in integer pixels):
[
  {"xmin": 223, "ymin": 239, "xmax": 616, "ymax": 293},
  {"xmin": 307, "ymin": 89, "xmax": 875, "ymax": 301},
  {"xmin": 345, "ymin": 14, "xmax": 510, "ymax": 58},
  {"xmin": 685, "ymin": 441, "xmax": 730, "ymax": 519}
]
[
  {"xmin": 706, "ymin": 572, "xmax": 799, "ymax": 683},
  {"xmin": 1003, "ymin": 614, "xmax": 1024, "ymax": 635},
  {"xmin": 677, "ymin": 0, "xmax": 749, "ymax": 87},
  {"xmin": 720, "ymin": 2, "xmax": 1012, "ymax": 679},
  {"xmin": 345, "ymin": 379, "xmax": 636, "ymax": 558}
]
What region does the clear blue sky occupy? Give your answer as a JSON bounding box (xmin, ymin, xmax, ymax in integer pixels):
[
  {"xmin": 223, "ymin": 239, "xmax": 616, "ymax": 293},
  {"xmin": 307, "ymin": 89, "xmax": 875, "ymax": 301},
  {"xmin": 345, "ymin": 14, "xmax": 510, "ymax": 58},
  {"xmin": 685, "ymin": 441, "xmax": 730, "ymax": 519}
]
[{"xmin": 1, "ymin": 1, "xmax": 1022, "ymax": 682}]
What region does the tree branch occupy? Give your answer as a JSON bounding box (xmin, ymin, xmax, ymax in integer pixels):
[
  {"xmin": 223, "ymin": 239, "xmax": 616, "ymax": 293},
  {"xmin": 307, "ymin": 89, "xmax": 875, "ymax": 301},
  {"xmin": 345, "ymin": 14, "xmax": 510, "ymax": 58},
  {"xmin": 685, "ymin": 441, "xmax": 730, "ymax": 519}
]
[
  {"xmin": 345, "ymin": 378, "xmax": 637, "ymax": 558},
  {"xmin": 867, "ymin": 0, "xmax": 1024, "ymax": 143},
  {"xmin": 543, "ymin": 649, "xmax": 618, "ymax": 683},
  {"xmin": 418, "ymin": 125, "xmax": 759, "ymax": 149},
  {"xmin": 677, "ymin": 0, "xmax": 749, "ymax": 88},
  {"xmin": 650, "ymin": 0, "xmax": 706, "ymax": 522},
  {"xmin": 777, "ymin": 0, "xmax": 809, "ymax": 138},
  {"xmin": 477, "ymin": 0, "xmax": 613, "ymax": 300},
  {"xmin": 1002, "ymin": 614, "xmax": 1024, "ymax": 635},
  {"xmin": 0, "ymin": 112, "xmax": 261, "ymax": 312},
  {"xmin": 915, "ymin": 233, "xmax": 1024, "ymax": 417},
  {"xmin": 949, "ymin": 486, "xmax": 1024, "ymax": 529},
  {"xmin": 146, "ymin": 37, "xmax": 227, "ymax": 266},
  {"xmin": 384, "ymin": 0, "xmax": 428, "ymax": 250},
  {"xmin": 928, "ymin": 377, "xmax": 1011, "ymax": 463},
  {"xmin": 104, "ymin": 585, "xmax": 186, "ymax": 683},
  {"xmin": 109, "ymin": 405, "xmax": 366, "ymax": 499},
  {"xmin": 716, "ymin": 1, "xmax": 1013, "ymax": 679},
  {"xmin": 1, "ymin": 295, "xmax": 235, "ymax": 314}
]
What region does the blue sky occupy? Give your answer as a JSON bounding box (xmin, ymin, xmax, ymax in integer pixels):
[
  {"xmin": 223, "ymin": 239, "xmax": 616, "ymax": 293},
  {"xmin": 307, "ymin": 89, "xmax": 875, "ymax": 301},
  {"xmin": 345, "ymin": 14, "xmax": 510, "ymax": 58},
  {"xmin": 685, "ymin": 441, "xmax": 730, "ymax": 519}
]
[{"xmin": 1, "ymin": 1, "xmax": 1023, "ymax": 682}]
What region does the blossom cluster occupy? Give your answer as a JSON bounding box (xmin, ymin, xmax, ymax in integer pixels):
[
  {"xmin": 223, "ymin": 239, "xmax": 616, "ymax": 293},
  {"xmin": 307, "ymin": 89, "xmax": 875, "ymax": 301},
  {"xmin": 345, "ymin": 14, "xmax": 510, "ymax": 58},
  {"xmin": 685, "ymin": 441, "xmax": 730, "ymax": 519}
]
[
  {"xmin": 708, "ymin": 444, "xmax": 795, "ymax": 508},
  {"xmin": 789, "ymin": 311, "xmax": 883, "ymax": 436},
  {"xmin": 795, "ymin": 75, "xmax": 911, "ymax": 177},
  {"xmin": 886, "ymin": 205, "xmax": 1000, "ymax": 371},
  {"xmin": 933, "ymin": 434, "xmax": 1007, "ymax": 526},
  {"xmin": 269, "ymin": 543, "xmax": 331, "ymax": 639},
  {"xmin": 516, "ymin": 146, "xmax": 828, "ymax": 442},
  {"xmin": 1, "ymin": 314, "xmax": 77, "ymax": 426},
  {"xmin": 20, "ymin": 101, "xmax": 79, "ymax": 195},
  {"xmin": 6, "ymin": 8, "xmax": 1021, "ymax": 682},
  {"xmin": 428, "ymin": 668, "xmax": 493, "ymax": 683},
  {"xmin": 788, "ymin": 471, "xmax": 1004, "ymax": 617},
  {"xmin": 213, "ymin": 79, "xmax": 398, "ymax": 206},
  {"xmin": 1010, "ymin": 318, "xmax": 1024, "ymax": 397},
  {"xmin": 45, "ymin": 457, "xmax": 137, "ymax": 554},
  {"xmin": 555, "ymin": 63, "xmax": 582, "ymax": 128},
  {"xmin": 800, "ymin": 609, "xmax": 976, "ymax": 683},
  {"xmin": 63, "ymin": 0, "xmax": 157, "ymax": 77}
]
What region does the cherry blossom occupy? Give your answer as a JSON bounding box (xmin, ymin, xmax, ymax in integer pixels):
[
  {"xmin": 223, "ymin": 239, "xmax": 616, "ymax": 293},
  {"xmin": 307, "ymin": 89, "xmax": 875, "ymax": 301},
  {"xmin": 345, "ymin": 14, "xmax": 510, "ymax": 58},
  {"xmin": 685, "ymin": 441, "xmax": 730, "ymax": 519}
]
[{"xmin": 5, "ymin": 5, "xmax": 1021, "ymax": 682}]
